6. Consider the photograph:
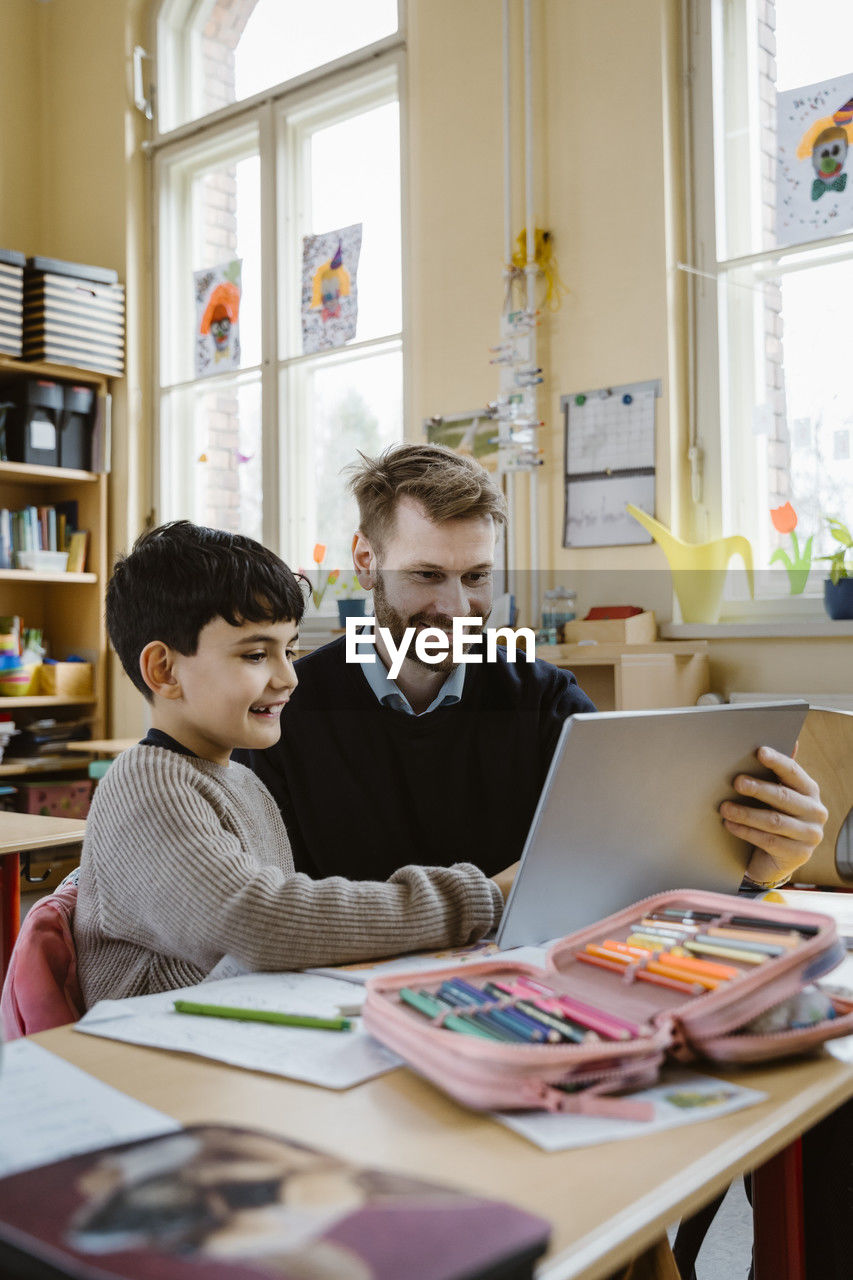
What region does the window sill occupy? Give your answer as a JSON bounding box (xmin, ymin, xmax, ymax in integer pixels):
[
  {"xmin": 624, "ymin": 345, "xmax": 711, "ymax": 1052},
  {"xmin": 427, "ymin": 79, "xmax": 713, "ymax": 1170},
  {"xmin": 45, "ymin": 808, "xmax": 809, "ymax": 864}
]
[{"xmin": 661, "ymin": 619, "xmax": 853, "ymax": 639}]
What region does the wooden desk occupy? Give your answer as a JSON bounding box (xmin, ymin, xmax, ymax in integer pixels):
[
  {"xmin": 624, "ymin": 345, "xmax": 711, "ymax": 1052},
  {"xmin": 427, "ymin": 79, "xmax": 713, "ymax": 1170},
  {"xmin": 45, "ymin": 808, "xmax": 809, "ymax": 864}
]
[
  {"xmin": 536, "ymin": 642, "xmax": 710, "ymax": 711},
  {"xmin": 0, "ymin": 813, "xmax": 86, "ymax": 977},
  {"xmin": 33, "ymin": 1025, "xmax": 853, "ymax": 1280}
]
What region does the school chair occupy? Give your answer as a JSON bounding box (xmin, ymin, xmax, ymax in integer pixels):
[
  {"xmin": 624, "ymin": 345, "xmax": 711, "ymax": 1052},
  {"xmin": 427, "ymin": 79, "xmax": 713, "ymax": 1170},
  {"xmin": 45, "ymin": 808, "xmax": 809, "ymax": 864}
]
[{"xmin": 0, "ymin": 868, "xmax": 83, "ymax": 1040}]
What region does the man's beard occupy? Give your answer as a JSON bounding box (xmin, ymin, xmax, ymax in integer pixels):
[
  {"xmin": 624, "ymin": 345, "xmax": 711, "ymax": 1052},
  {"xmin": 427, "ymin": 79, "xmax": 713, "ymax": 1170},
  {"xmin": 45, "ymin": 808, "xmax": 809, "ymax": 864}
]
[{"xmin": 372, "ymin": 570, "xmax": 489, "ymax": 675}]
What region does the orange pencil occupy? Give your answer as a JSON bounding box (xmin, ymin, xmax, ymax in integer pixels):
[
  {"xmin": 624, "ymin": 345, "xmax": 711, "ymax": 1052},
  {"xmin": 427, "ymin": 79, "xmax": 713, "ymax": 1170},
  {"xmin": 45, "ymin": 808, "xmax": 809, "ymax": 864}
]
[
  {"xmin": 645, "ymin": 958, "xmax": 722, "ymax": 991},
  {"xmin": 576, "ymin": 951, "xmax": 703, "ymax": 995},
  {"xmin": 655, "ymin": 950, "xmax": 740, "ymax": 981},
  {"xmin": 602, "ymin": 939, "xmax": 651, "ymax": 959},
  {"xmin": 585, "ymin": 943, "xmax": 632, "ymax": 965}
]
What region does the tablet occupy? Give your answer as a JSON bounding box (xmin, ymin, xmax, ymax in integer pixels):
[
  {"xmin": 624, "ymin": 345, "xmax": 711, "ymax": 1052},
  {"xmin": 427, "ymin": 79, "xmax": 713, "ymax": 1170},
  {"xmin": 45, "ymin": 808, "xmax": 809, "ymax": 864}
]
[{"xmin": 495, "ymin": 700, "xmax": 809, "ymax": 949}]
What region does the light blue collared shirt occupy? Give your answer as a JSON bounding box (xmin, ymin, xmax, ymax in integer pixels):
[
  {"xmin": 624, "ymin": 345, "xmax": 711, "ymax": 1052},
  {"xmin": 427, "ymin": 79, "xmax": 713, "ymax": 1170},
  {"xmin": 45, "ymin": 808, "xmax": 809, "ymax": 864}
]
[{"xmin": 360, "ymin": 646, "xmax": 466, "ymax": 716}]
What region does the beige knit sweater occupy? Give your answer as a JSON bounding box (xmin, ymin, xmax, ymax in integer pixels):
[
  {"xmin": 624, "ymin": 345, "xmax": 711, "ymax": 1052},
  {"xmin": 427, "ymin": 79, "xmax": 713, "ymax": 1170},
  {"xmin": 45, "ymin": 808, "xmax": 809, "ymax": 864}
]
[{"xmin": 74, "ymin": 744, "xmax": 503, "ymax": 1008}]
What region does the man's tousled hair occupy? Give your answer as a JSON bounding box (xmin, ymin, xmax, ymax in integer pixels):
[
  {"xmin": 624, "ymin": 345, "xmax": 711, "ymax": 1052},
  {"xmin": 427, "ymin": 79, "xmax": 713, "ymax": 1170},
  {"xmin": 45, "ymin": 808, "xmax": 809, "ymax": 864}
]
[
  {"xmin": 346, "ymin": 443, "xmax": 507, "ymax": 551},
  {"xmin": 107, "ymin": 520, "xmax": 305, "ymax": 701}
]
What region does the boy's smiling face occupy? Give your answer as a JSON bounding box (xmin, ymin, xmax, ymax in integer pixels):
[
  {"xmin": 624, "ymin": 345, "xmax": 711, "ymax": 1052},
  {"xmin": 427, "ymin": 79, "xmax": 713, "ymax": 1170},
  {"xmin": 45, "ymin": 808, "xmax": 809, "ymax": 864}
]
[{"xmin": 143, "ymin": 615, "xmax": 299, "ymax": 764}]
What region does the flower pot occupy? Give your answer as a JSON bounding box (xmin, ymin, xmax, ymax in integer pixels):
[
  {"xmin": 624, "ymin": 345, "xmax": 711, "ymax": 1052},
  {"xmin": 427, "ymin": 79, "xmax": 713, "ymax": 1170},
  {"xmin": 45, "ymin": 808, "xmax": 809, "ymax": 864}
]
[
  {"xmin": 823, "ymin": 577, "xmax": 853, "ymax": 620},
  {"xmin": 337, "ymin": 598, "xmax": 367, "ymax": 626}
]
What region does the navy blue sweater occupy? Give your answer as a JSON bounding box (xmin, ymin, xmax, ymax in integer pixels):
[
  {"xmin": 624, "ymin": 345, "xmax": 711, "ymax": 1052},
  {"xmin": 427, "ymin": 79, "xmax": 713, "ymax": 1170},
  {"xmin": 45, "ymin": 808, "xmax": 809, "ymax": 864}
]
[{"xmin": 241, "ymin": 637, "xmax": 595, "ymax": 880}]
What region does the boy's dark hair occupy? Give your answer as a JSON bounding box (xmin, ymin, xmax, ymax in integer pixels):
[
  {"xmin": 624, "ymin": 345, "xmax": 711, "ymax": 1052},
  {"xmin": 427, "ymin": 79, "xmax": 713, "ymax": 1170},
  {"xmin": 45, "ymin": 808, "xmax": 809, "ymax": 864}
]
[{"xmin": 107, "ymin": 521, "xmax": 305, "ymax": 701}]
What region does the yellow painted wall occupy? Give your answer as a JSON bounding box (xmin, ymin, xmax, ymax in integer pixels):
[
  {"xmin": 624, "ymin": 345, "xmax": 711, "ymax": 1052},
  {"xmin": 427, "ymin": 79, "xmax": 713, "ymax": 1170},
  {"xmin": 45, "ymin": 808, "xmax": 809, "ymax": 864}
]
[
  {"xmin": 407, "ymin": 0, "xmax": 688, "ymax": 607},
  {"xmin": 1, "ymin": 0, "xmax": 848, "ymax": 728},
  {"xmin": 0, "ymin": 1, "xmax": 41, "ymax": 249}
]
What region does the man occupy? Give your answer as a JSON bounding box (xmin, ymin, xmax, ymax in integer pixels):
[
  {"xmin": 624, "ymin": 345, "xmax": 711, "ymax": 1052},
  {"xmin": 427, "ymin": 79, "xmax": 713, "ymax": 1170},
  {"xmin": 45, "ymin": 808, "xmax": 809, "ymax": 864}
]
[{"xmin": 245, "ymin": 443, "xmax": 826, "ymax": 891}]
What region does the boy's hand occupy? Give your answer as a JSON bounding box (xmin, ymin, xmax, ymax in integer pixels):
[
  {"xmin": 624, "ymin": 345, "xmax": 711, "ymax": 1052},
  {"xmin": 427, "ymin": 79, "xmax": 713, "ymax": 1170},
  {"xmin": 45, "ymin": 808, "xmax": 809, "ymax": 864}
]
[
  {"xmin": 720, "ymin": 746, "xmax": 827, "ymax": 887},
  {"xmin": 491, "ymin": 860, "xmax": 520, "ymax": 903}
]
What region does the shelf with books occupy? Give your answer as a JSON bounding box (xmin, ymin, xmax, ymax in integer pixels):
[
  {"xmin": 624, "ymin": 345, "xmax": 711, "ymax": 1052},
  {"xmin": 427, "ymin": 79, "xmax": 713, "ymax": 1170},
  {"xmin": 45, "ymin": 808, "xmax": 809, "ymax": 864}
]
[
  {"xmin": 1, "ymin": 463, "xmax": 107, "ymax": 749},
  {"xmin": 0, "ymin": 460, "xmax": 100, "ymax": 486}
]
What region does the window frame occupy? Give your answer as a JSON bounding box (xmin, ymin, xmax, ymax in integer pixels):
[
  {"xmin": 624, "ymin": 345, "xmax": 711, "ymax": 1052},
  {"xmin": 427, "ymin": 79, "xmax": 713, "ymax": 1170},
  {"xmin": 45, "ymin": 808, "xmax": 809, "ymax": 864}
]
[
  {"xmin": 150, "ymin": 3, "xmax": 407, "ymax": 562},
  {"xmin": 687, "ymin": 0, "xmax": 853, "ymax": 616}
]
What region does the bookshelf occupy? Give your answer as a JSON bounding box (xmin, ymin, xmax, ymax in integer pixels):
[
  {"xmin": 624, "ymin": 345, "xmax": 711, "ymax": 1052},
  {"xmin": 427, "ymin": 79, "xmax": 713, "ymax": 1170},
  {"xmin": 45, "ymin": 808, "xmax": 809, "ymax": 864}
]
[{"xmin": 0, "ymin": 359, "xmax": 109, "ymax": 757}]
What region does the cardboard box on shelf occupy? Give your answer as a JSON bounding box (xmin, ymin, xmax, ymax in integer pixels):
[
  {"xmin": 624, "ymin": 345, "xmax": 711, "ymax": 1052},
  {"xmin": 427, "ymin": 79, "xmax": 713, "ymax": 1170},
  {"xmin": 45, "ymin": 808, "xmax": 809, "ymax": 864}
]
[
  {"xmin": 38, "ymin": 661, "xmax": 94, "ymax": 698},
  {"xmin": 561, "ymin": 610, "xmax": 658, "ymax": 645},
  {"xmin": 15, "ymin": 777, "xmax": 92, "ymax": 818}
]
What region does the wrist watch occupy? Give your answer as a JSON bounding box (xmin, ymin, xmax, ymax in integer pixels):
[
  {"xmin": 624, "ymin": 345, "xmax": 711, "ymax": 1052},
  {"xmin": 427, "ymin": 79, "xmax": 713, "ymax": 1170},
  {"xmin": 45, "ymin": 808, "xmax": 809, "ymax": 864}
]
[{"xmin": 741, "ymin": 871, "xmax": 792, "ymax": 892}]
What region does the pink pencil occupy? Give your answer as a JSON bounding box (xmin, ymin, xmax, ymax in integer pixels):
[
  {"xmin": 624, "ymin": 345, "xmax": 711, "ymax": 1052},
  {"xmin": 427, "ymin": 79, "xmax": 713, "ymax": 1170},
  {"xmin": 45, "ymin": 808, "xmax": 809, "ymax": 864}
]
[{"xmin": 514, "ymin": 975, "xmax": 641, "ymax": 1040}]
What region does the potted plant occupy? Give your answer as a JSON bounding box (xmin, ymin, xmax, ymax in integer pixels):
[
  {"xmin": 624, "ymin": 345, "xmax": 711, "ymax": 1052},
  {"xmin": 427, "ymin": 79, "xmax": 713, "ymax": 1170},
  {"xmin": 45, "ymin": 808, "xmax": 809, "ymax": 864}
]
[
  {"xmin": 334, "ymin": 573, "xmax": 369, "ymax": 627},
  {"xmin": 819, "ymin": 517, "xmax": 853, "ymax": 620}
]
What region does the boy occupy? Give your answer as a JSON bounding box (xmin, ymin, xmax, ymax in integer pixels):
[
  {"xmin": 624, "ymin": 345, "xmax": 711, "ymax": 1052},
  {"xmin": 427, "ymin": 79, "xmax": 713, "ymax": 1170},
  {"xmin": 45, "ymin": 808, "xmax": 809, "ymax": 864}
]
[{"xmin": 74, "ymin": 521, "xmax": 508, "ymax": 1008}]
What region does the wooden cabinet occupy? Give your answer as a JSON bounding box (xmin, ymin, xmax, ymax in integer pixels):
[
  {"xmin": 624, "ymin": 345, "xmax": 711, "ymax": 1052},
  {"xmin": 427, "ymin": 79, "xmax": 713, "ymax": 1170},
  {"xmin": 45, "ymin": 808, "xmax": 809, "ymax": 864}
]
[
  {"xmin": 537, "ymin": 640, "xmax": 711, "ymax": 711},
  {"xmin": 0, "ymin": 358, "xmax": 109, "ymax": 782}
]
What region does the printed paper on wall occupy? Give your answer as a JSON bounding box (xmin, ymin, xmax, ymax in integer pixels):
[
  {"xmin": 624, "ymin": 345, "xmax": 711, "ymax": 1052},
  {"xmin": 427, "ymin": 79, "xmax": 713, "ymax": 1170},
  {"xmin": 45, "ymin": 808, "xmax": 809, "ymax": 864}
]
[
  {"xmin": 194, "ymin": 260, "xmax": 242, "ymax": 378},
  {"xmin": 301, "ymin": 224, "xmax": 362, "ymax": 354},
  {"xmin": 777, "ymin": 74, "xmax": 853, "ymax": 247}
]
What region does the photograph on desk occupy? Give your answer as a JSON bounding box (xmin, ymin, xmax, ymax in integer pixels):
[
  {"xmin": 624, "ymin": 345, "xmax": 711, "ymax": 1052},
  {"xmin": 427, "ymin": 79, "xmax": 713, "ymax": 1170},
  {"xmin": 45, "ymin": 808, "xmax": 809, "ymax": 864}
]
[{"xmin": 0, "ymin": 1123, "xmax": 551, "ymax": 1280}]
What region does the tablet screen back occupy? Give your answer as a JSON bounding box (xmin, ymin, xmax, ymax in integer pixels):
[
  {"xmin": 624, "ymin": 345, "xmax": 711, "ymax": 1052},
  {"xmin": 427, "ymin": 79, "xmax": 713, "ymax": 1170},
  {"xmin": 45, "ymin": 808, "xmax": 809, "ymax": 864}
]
[{"xmin": 495, "ymin": 700, "xmax": 809, "ymax": 948}]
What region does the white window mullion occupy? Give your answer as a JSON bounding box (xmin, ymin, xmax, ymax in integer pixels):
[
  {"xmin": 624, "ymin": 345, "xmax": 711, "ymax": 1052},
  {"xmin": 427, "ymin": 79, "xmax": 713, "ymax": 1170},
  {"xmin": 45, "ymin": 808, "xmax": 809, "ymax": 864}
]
[{"xmin": 258, "ymin": 100, "xmax": 280, "ymax": 554}]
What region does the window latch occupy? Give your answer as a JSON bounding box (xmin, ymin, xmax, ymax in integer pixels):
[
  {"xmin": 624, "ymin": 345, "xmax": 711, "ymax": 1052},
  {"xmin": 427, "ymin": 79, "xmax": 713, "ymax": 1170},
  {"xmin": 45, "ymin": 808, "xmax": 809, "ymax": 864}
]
[{"xmin": 133, "ymin": 45, "xmax": 153, "ymax": 121}]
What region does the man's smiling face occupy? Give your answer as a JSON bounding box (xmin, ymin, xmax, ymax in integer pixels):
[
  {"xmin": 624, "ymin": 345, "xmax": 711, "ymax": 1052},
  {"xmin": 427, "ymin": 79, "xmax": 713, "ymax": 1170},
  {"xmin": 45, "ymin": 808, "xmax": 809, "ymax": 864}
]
[{"xmin": 357, "ymin": 497, "xmax": 496, "ymax": 674}]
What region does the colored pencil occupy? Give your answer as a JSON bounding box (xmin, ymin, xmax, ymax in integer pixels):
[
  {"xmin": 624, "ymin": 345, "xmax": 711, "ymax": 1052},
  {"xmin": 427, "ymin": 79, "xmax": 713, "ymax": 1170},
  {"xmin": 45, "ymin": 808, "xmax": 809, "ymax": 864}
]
[
  {"xmin": 515, "ymin": 976, "xmax": 638, "ymax": 1039},
  {"xmin": 576, "ymin": 951, "xmax": 702, "ymax": 996},
  {"xmin": 484, "ymin": 980, "xmax": 596, "ymax": 1043},
  {"xmin": 173, "ymin": 1000, "xmax": 351, "ymax": 1030},
  {"xmin": 693, "ymin": 932, "xmax": 785, "ymax": 957},
  {"xmin": 683, "ymin": 940, "xmax": 768, "ymax": 966},
  {"xmin": 399, "ymin": 987, "xmax": 500, "ymax": 1039},
  {"xmin": 706, "ymin": 925, "xmax": 801, "ymax": 949}
]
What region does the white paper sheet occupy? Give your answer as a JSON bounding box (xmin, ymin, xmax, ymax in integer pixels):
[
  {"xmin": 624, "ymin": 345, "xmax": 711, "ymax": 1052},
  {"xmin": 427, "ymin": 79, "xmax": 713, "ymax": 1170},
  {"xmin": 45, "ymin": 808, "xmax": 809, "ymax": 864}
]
[
  {"xmin": 0, "ymin": 1040, "xmax": 179, "ymax": 1179},
  {"xmin": 75, "ymin": 971, "xmax": 400, "ymax": 1090},
  {"xmin": 307, "ymin": 942, "xmax": 550, "ymax": 986},
  {"xmin": 495, "ymin": 1069, "xmax": 767, "ymax": 1151}
]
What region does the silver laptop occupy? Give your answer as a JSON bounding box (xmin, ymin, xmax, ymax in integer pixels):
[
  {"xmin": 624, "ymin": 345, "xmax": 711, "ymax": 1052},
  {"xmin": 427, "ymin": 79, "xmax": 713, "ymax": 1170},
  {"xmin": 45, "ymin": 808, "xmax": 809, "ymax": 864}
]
[{"xmin": 495, "ymin": 700, "xmax": 809, "ymax": 948}]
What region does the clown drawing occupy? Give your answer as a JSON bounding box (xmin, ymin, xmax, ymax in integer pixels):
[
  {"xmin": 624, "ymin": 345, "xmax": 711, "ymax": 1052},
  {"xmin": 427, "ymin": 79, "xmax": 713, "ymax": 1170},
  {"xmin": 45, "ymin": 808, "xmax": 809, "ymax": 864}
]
[
  {"xmin": 310, "ymin": 241, "xmax": 351, "ymax": 322},
  {"xmin": 199, "ymin": 280, "xmax": 241, "ymax": 363},
  {"xmin": 811, "ymin": 125, "xmax": 849, "ymax": 201}
]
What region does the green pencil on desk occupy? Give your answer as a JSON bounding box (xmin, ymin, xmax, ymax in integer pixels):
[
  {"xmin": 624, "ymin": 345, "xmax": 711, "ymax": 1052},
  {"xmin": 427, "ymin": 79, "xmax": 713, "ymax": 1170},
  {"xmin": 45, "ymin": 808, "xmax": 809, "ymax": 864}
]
[{"xmin": 173, "ymin": 999, "xmax": 352, "ymax": 1031}]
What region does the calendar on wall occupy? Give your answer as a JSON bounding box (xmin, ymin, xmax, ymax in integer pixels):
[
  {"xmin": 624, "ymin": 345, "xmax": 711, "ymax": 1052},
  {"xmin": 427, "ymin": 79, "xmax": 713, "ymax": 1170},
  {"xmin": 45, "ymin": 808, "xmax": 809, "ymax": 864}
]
[{"xmin": 561, "ymin": 378, "xmax": 661, "ymax": 547}]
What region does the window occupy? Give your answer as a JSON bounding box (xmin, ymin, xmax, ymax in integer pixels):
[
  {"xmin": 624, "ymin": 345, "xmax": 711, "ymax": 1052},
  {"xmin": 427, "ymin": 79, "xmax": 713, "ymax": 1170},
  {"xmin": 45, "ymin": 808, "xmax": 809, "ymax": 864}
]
[
  {"xmin": 154, "ymin": 2, "xmax": 403, "ymax": 578},
  {"xmin": 157, "ymin": 0, "xmax": 399, "ymax": 133},
  {"xmin": 689, "ymin": 0, "xmax": 853, "ymax": 602}
]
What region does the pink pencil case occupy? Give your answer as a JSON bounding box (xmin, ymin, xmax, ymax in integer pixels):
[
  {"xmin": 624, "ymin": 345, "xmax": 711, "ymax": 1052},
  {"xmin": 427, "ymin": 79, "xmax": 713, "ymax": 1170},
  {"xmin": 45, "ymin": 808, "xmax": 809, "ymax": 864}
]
[{"xmin": 362, "ymin": 889, "xmax": 853, "ymax": 1119}]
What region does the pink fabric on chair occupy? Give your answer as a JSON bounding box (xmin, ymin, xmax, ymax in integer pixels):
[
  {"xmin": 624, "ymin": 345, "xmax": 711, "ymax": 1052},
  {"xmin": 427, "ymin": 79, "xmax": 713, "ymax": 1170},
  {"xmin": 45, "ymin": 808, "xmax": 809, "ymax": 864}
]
[{"xmin": 0, "ymin": 878, "xmax": 84, "ymax": 1040}]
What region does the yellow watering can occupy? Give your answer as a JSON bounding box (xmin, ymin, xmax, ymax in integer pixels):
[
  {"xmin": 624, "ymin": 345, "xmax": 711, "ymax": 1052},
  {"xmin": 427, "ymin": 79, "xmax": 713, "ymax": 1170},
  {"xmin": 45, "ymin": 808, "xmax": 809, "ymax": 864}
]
[{"xmin": 626, "ymin": 504, "xmax": 754, "ymax": 624}]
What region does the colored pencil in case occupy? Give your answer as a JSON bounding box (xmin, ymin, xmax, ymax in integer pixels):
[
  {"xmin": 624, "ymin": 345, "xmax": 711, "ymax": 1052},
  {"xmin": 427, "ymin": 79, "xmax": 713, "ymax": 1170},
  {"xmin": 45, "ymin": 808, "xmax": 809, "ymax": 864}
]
[
  {"xmin": 644, "ymin": 958, "xmax": 723, "ymax": 991},
  {"xmin": 682, "ymin": 939, "xmax": 768, "ymax": 966},
  {"xmin": 639, "ymin": 918, "xmax": 700, "ymax": 936},
  {"xmin": 440, "ymin": 980, "xmax": 553, "ymax": 1043},
  {"xmin": 601, "ymin": 939, "xmax": 650, "ymax": 959},
  {"xmin": 692, "ymin": 932, "xmax": 785, "ymax": 958},
  {"xmin": 626, "ymin": 932, "xmax": 674, "ymax": 951},
  {"xmin": 706, "ymin": 925, "xmax": 801, "ymax": 949},
  {"xmin": 518, "ymin": 977, "xmax": 641, "ymax": 1038},
  {"xmin": 399, "ymin": 987, "xmax": 500, "ymax": 1039},
  {"xmin": 653, "ymin": 950, "xmax": 739, "ymax": 981},
  {"xmin": 484, "ymin": 980, "xmax": 595, "ymax": 1043},
  {"xmin": 496, "ymin": 978, "xmax": 604, "ymax": 1043},
  {"xmin": 584, "ymin": 942, "xmax": 634, "ymax": 966},
  {"xmin": 435, "ymin": 982, "xmax": 528, "ymax": 1042},
  {"xmin": 654, "ymin": 909, "xmax": 818, "ymax": 938},
  {"xmin": 575, "ymin": 950, "xmax": 703, "ymax": 996}
]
